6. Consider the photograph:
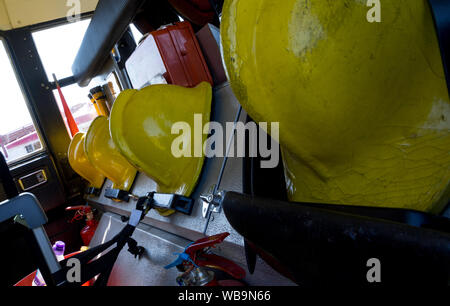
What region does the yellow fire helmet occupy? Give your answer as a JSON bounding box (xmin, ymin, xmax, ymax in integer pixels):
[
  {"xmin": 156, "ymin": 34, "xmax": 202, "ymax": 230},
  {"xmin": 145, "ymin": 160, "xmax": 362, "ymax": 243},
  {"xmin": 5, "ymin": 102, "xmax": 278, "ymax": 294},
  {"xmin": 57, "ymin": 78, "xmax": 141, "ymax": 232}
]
[
  {"xmin": 68, "ymin": 132, "xmax": 105, "ymax": 189},
  {"xmin": 85, "ymin": 116, "xmax": 137, "ymax": 192},
  {"xmin": 221, "ymin": 0, "xmax": 450, "ymax": 213},
  {"xmin": 110, "ymin": 82, "xmax": 212, "ymax": 197}
]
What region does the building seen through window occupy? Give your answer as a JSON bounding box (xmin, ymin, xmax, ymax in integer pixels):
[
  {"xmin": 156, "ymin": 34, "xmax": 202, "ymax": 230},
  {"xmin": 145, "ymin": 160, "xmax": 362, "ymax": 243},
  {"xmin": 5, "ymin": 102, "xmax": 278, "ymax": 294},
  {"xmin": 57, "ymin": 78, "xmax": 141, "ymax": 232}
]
[{"xmin": 0, "ymin": 40, "xmax": 44, "ymax": 163}]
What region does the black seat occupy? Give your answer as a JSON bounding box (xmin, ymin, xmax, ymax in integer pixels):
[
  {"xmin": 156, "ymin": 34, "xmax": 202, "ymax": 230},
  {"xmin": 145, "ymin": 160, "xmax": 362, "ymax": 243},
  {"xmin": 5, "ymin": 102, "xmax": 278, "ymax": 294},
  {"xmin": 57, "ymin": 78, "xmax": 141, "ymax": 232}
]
[
  {"xmin": 222, "ymin": 191, "xmax": 450, "ymax": 286},
  {"xmin": 0, "ymin": 153, "xmax": 38, "ymax": 286}
]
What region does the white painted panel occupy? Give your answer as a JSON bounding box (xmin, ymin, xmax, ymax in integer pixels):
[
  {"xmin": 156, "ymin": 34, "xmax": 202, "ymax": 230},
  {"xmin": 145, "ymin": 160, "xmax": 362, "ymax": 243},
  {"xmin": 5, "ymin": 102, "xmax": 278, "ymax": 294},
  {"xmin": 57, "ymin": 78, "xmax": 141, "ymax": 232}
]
[{"xmin": 4, "ymin": 0, "xmax": 98, "ymax": 29}]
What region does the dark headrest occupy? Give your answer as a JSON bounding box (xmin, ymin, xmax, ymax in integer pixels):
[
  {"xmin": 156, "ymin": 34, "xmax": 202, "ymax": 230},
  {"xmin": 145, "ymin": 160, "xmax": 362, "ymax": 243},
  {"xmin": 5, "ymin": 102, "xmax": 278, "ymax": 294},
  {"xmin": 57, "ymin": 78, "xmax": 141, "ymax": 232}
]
[{"xmin": 72, "ymin": 0, "xmax": 146, "ymax": 87}]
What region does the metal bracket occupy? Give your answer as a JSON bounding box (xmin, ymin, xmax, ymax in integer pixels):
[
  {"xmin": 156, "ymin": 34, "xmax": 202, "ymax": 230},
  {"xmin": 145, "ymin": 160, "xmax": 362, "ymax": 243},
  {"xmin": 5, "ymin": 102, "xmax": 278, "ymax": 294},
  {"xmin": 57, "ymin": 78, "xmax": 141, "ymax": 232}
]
[
  {"xmin": 201, "ymin": 185, "xmax": 226, "ymax": 218},
  {"xmin": 105, "ymin": 189, "xmax": 195, "ymax": 216},
  {"xmin": 86, "ymin": 186, "xmax": 102, "ymax": 197},
  {"xmin": 138, "ymin": 192, "xmax": 194, "ymax": 216},
  {"xmin": 105, "ymin": 188, "xmax": 134, "ymax": 202}
]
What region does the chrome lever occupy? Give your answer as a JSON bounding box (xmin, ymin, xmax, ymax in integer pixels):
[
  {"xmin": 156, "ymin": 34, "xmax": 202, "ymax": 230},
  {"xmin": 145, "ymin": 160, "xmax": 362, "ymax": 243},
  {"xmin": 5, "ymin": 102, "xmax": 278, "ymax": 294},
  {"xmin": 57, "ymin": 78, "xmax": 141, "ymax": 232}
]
[{"xmin": 201, "ymin": 185, "xmax": 226, "ymax": 219}]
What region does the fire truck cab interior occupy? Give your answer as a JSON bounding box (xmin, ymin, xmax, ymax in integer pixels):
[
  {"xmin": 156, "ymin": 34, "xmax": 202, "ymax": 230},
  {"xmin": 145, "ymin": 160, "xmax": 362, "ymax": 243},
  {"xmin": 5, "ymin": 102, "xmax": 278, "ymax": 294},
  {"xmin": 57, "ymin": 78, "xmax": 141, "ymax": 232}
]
[{"xmin": 0, "ymin": 0, "xmax": 449, "ymax": 287}]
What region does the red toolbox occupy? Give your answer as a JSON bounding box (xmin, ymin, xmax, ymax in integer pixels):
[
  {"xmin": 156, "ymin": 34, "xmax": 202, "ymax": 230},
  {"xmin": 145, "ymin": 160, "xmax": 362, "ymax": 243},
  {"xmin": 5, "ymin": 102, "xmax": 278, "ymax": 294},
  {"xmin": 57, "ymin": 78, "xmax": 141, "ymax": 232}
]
[{"xmin": 153, "ymin": 21, "xmax": 213, "ymax": 88}]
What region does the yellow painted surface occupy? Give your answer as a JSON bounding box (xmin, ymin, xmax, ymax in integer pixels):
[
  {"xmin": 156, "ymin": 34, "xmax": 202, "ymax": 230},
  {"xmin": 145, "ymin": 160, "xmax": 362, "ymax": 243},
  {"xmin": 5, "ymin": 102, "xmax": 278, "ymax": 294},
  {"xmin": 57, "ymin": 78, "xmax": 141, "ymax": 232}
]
[
  {"xmin": 221, "ymin": 0, "xmax": 450, "ymax": 213},
  {"xmin": 110, "ymin": 82, "xmax": 212, "ymax": 197},
  {"xmin": 0, "ymin": 0, "xmax": 12, "ymax": 30},
  {"xmin": 85, "ymin": 116, "xmax": 137, "ymax": 192},
  {"xmin": 91, "ymin": 92, "xmax": 110, "ymax": 117},
  {"xmin": 0, "ymin": 0, "xmax": 98, "ymax": 30},
  {"xmin": 68, "ymin": 133, "xmax": 105, "ymax": 189}
]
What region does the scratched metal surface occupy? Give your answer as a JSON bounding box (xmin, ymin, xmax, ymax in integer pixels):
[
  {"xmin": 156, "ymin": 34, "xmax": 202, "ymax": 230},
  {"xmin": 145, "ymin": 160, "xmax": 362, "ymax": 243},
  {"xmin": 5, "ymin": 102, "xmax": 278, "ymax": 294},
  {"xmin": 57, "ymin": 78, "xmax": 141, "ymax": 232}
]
[
  {"xmin": 90, "ymin": 212, "xmax": 296, "ymax": 286},
  {"xmin": 88, "ymin": 83, "xmax": 249, "ymax": 246}
]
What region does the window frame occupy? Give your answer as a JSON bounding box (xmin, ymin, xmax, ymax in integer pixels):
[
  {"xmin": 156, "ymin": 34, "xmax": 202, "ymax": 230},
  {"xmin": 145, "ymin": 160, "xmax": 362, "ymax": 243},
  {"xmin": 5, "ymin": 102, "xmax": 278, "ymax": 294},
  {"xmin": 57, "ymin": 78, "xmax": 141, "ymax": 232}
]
[
  {"xmin": 0, "ymin": 11, "xmax": 130, "ymax": 183},
  {"xmin": 0, "ymin": 35, "xmax": 47, "ymax": 166},
  {"xmin": 30, "ymin": 16, "xmax": 108, "ymax": 137},
  {"xmin": 0, "ymin": 12, "xmax": 96, "ymax": 197},
  {"xmin": 0, "ymin": 13, "xmax": 94, "ymax": 168},
  {"xmin": 31, "ymin": 15, "xmax": 92, "ymax": 88}
]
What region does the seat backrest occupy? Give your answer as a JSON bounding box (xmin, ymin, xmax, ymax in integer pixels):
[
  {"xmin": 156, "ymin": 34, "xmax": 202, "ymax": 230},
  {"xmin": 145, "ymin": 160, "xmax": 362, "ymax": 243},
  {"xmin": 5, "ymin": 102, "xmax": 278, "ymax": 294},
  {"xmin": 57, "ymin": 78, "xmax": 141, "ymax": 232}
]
[
  {"xmin": 0, "ymin": 152, "xmax": 18, "ymax": 201},
  {"xmin": 222, "ymin": 191, "xmax": 450, "ymax": 285},
  {"xmin": 0, "ymin": 153, "xmax": 39, "ymax": 286},
  {"xmin": 72, "ymin": 0, "xmax": 146, "ymax": 87}
]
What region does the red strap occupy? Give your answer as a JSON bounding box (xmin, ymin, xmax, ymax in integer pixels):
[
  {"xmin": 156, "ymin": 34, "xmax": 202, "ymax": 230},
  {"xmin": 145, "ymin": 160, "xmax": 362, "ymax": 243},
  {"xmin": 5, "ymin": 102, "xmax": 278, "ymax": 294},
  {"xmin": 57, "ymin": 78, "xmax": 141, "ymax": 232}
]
[{"xmin": 53, "ymin": 74, "xmax": 79, "ymax": 137}]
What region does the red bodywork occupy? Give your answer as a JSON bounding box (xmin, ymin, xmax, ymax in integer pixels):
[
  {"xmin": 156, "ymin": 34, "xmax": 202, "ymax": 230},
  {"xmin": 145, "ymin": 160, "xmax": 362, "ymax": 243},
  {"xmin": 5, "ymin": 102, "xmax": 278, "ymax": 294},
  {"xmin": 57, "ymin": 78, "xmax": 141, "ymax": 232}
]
[
  {"xmin": 66, "ymin": 206, "xmax": 98, "ymax": 246},
  {"xmin": 181, "ymin": 232, "xmax": 246, "ymax": 285}
]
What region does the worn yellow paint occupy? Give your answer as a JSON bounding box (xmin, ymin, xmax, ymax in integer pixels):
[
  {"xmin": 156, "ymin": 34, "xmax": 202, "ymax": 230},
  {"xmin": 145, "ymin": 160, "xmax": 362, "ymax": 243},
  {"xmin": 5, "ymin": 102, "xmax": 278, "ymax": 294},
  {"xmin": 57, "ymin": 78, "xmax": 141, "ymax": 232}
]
[
  {"xmin": 0, "ymin": 0, "xmax": 12, "ymax": 30},
  {"xmin": 68, "ymin": 132, "xmax": 105, "ymax": 189},
  {"xmin": 110, "ymin": 82, "xmax": 212, "ymax": 201},
  {"xmin": 0, "ymin": 0, "xmax": 98, "ymax": 30},
  {"xmin": 85, "ymin": 116, "xmax": 137, "ymax": 192},
  {"xmin": 221, "ymin": 0, "xmax": 450, "ymax": 213}
]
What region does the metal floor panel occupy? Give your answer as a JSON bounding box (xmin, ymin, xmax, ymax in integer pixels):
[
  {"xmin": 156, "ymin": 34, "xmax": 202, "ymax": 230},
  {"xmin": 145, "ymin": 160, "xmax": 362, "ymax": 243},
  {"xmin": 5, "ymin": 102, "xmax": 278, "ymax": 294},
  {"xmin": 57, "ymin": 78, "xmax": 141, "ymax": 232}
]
[
  {"xmin": 90, "ymin": 212, "xmax": 296, "ymax": 286},
  {"xmin": 91, "ymin": 212, "xmax": 187, "ymax": 286}
]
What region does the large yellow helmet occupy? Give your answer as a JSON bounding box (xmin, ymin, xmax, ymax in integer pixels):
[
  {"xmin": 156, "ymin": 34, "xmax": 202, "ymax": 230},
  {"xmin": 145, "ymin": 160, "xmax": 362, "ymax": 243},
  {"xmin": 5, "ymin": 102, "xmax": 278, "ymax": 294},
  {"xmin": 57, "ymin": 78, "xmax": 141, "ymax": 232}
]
[
  {"xmin": 110, "ymin": 82, "xmax": 212, "ymax": 196},
  {"xmin": 68, "ymin": 132, "xmax": 105, "ymax": 189},
  {"xmin": 85, "ymin": 116, "xmax": 137, "ymax": 192},
  {"xmin": 221, "ymin": 0, "xmax": 450, "ymax": 213}
]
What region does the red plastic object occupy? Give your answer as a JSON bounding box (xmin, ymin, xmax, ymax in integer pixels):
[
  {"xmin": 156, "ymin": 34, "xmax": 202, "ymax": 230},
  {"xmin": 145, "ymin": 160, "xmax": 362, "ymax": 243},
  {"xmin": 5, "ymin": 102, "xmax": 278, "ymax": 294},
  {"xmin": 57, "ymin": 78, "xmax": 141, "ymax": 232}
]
[
  {"xmin": 152, "ymin": 21, "xmax": 213, "ymax": 88},
  {"xmin": 185, "ymin": 232, "xmax": 230, "ymax": 255},
  {"xmin": 168, "ymin": 0, "xmax": 215, "ymax": 26},
  {"xmin": 66, "ymin": 206, "xmax": 98, "ymax": 246},
  {"xmin": 185, "ymin": 233, "xmax": 246, "ymax": 281},
  {"xmin": 53, "ymin": 74, "xmax": 79, "ymax": 137},
  {"xmin": 14, "ymin": 252, "xmax": 92, "ymax": 287}
]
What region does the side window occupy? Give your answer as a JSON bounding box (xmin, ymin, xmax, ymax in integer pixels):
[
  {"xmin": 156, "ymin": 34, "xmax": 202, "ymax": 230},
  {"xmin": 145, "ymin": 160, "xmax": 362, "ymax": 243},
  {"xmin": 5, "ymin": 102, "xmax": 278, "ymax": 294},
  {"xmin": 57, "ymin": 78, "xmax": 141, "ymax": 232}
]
[
  {"xmin": 32, "ymin": 19, "xmax": 98, "ymax": 134},
  {"xmin": 0, "ymin": 39, "xmax": 44, "ymax": 164},
  {"xmin": 130, "ymin": 24, "xmax": 144, "ymax": 45}
]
